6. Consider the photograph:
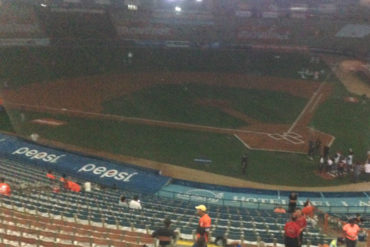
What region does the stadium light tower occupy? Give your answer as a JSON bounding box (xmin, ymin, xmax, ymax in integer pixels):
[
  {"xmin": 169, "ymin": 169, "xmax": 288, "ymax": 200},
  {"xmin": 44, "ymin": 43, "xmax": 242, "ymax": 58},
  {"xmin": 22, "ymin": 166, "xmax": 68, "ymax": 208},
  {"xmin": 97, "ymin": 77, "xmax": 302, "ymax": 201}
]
[{"xmin": 175, "ymin": 6, "xmax": 182, "ymax": 12}]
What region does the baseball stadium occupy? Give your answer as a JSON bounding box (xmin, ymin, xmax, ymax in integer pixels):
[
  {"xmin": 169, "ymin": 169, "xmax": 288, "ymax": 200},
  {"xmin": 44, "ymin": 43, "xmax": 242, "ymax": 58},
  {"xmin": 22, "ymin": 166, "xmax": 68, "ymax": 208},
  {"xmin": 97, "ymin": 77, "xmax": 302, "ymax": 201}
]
[{"xmin": 0, "ymin": 0, "xmax": 369, "ymax": 246}]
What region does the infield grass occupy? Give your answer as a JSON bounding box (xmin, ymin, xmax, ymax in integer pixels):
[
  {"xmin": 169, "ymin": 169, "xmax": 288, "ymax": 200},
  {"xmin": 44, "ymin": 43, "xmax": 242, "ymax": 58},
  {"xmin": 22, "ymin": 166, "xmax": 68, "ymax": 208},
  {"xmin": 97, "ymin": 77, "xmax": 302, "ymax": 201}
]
[{"xmin": 103, "ymin": 84, "xmax": 307, "ymax": 127}]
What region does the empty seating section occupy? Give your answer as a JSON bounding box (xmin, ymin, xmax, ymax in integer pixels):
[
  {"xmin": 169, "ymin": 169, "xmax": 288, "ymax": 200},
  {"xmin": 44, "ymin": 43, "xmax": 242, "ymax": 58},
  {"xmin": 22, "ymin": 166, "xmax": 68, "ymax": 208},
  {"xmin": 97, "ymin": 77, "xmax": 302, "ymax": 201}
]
[
  {"xmin": 0, "ymin": 3, "xmax": 44, "ymax": 39},
  {"xmin": 0, "ymin": 157, "xmax": 357, "ymax": 246},
  {"xmin": 332, "ymin": 213, "xmax": 370, "ymax": 229}
]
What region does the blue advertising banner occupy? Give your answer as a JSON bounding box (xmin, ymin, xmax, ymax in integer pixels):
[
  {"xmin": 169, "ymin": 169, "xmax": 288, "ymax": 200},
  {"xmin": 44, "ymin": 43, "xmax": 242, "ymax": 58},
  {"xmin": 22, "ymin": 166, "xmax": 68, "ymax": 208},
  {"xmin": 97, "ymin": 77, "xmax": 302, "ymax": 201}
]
[
  {"xmin": 158, "ymin": 181, "xmax": 370, "ymax": 213},
  {"xmin": 0, "ymin": 133, "xmax": 170, "ymax": 194}
]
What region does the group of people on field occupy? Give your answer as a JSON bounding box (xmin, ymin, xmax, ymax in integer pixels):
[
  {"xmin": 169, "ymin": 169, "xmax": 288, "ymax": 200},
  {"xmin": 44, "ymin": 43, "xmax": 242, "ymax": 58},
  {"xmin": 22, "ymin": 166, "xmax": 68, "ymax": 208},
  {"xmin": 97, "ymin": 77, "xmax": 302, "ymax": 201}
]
[{"xmin": 317, "ymin": 147, "xmax": 370, "ymax": 182}]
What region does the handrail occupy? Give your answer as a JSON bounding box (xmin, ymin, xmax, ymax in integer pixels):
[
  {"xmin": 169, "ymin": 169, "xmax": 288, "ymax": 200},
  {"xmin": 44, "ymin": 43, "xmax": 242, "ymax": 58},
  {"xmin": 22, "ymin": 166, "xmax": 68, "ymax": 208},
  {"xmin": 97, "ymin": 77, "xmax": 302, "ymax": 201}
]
[{"xmin": 156, "ymin": 189, "xmax": 370, "ymax": 214}]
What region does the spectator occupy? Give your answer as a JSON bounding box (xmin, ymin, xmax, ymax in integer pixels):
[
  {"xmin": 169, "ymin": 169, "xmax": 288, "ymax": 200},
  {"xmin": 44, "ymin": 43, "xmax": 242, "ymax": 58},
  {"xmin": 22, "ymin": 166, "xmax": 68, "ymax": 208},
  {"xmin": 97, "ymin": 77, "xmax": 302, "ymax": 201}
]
[
  {"xmin": 357, "ymin": 229, "xmax": 367, "ymax": 247},
  {"xmin": 288, "ymin": 192, "xmax": 298, "ymax": 213},
  {"xmin": 303, "ymin": 199, "xmax": 312, "ymax": 207},
  {"xmin": 302, "ymin": 203, "xmax": 318, "ymax": 227},
  {"xmin": 354, "ymin": 214, "xmax": 365, "ymax": 227},
  {"xmin": 0, "ymin": 178, "xmax": 11, "ymax": 196},
  {"xmin": 274, "ymin": 205, "xmax": 286, "ymax": 214},
  {"xmin": 284, "ymin": 215, "xmax": 300, "ymax": 247},
  {"xmin": 194, "ymin": 204, "xmax": 211, "ymax": 246},
  {"xmin": 52, "ymin": 180, "xmax": 60, "ymax": 193},
  {"xmin": 194, "ymin": 236, "xmax": 207, "ymax": 247},
  {"xmin": 295, "ymin": 209, "xmax": 307, "ymax": 247},
  {"xmin": 119, "ymin": 195, "xmax": 129, "ymax": 207},
  {"xmin": 152, "ymin": 218, "xmax": 177, "ymax": 247},
  {"xmin": 342, "ymin": 218, "xmax": 361, "ymax": 247},
  {"xmin": 60, "ymin": 174, "xmax": 66, "ymax": 183},
  {"xmin": 65, "ymin": 179, "xmax": 81, "ymax": 192},
  {"xmin": 302, "ymin": 203, "xmax": 315, "ymax": 218},
  {"xmin": 329, "ymin": 237, "xmax": 345, "ymax": 247},
  {"xmin": 46, "ymin": 170, "xmax": 56, "ymax": 180},
  {"xmin": 129, "ymin": 195, "xmax": 142, "ymax": 210}
]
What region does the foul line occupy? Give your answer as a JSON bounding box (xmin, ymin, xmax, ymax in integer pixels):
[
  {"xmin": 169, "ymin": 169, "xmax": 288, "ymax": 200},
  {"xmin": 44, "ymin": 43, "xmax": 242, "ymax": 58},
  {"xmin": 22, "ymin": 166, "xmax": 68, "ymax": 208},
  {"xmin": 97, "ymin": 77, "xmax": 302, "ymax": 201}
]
[
  {"xmin": 287, "ymin": 80, "xmax": 327, "ymax": 133},
  {"xmin": 309, "ymin": 93, "xmax": 323, "ymax": 113},
  {"xmin": 6, "ymin": 102, "xmax": 272, "ymax": 136},
  {"xmin": 327, "ymin": 136, "xmax": 336, "ymax": 147},
  {"xmin": 233, "ymin": 134, "xmax": 252, "ymax": 149},
  {"xmin": 234, "ymin": 134, "xmax": 305, "ymax": 154}
]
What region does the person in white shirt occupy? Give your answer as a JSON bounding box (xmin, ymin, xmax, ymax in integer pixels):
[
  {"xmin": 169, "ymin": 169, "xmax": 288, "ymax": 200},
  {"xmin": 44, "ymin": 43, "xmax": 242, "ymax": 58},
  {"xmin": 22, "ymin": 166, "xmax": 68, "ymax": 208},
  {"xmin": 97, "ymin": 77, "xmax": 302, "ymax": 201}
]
[
  {"xmin": 327, "ymin": 157, "xmax": 334, "ymax": 173},
  {"xmin": 129, "ymin": 195, "xmax": 142, "ymax": 210},
  {"xmin": 364, "ymin": 160, "xmax": 370, "ymax": 182},
  {"xmin": 347, "ymin": 149, "xmax": 354, "ymax": 172},
  {"xmin": 319, "ymin": 156, "xmax": 325, "ymax": 173},
  {"xmin": 334, "ymin": 152, "xmax": 341, "ymax": 164}
]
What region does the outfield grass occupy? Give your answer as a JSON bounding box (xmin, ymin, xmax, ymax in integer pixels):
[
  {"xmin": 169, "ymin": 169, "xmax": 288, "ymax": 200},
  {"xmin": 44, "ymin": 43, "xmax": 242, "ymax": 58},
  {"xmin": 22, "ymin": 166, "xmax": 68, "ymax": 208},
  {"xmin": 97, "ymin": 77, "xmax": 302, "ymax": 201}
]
[
  {"xmin": 0, "ymin": 47, "xmax": 327, "ymax": 89},
  {"xmin": 103, "ymin": 84, "xmax": 307, "ymax": 127}
]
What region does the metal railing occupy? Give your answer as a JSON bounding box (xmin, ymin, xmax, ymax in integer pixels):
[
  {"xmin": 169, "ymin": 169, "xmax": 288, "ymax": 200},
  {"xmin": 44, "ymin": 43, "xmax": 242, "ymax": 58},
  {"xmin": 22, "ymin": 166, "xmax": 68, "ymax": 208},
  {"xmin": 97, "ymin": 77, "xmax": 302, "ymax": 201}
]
[{"xmin": 156, "ymin": 189, "xmax": 370, "ymax": 214}]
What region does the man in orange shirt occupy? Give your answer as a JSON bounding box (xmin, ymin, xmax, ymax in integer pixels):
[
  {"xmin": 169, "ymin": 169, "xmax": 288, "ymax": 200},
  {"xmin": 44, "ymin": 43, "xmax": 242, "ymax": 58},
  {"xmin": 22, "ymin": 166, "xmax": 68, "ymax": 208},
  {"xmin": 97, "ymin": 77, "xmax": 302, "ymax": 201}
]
[
  {"xmin": 302, "ymin": 204, "xmax": 315, "ymax": 218},
  {"xmin": 274, "ymin": 205, "xmax": 287, "ymax": 214},
  {"xmin": 65, "ymin": 179, "xmax": 81, "ymax": 192},
  {"xmin": 46, "ymin": 170, "xmax": 56, "ymax": 180},
  {"xmin": 194, "ymin": 205, "xmax": 211, "ymax": 247},
  {"xmin": 59, "ymin": 174, "xmax": 66, "ymax": 183},
  {"xmin": 0, "ymin": 178, "xmax": 11, "ymax": 196},
  {"xmin": 342, "ymin": 218, "xmax": 361, "ymax": 247}
]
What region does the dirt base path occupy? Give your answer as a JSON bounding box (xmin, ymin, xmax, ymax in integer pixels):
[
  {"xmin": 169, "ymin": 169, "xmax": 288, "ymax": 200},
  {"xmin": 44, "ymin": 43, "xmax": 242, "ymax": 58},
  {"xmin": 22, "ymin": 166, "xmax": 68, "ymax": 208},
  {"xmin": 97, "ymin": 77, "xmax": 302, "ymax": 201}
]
[{"xmin": 322, "ymin": 56, "xmax": 370, "ymax": 97}]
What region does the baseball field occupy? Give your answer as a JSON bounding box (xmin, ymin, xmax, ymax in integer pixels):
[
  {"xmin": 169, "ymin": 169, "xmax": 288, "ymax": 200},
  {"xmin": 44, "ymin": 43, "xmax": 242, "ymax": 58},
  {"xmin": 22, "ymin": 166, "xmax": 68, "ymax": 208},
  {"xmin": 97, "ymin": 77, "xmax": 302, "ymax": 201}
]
[{"xmin": 0, "ymin": 47, "xmax": 369, "ymax": 187}]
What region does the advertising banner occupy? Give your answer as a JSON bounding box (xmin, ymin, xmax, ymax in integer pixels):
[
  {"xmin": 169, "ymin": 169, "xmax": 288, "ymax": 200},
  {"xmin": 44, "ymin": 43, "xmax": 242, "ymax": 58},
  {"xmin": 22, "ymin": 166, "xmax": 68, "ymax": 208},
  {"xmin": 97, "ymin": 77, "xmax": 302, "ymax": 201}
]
[
  {"xmin": 158, "ymin": 180, "xmax": 370, "ymax": 210},
  {"xmin": 0, "ymin": 133, "xmax": 170, "ymax": 194}
]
